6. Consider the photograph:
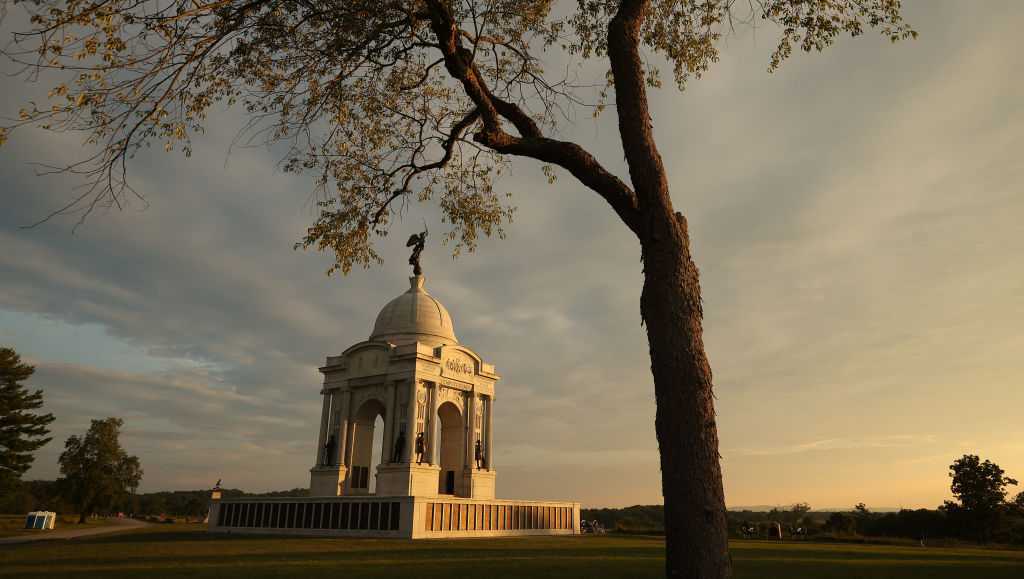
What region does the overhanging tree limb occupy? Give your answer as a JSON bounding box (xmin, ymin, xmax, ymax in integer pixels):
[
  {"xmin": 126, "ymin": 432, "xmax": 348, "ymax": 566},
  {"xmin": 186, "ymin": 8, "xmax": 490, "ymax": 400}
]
[{"xmin": 424, "ymin": 0, "xmax": 640, "ymax": 233}]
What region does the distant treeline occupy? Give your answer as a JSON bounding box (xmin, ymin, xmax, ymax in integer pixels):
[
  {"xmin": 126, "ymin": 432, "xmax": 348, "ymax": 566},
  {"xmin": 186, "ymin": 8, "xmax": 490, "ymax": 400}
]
[
  {"xmin": 581, "ymin": 503, "xmax": 1024, "ymax": 546},
  {"xmin": 0, "ymin": 480, "xmax": 309, "ymax": 518},
  {"xmin": 582, "ymin": 505, "xmax": 666, "ymax": 533},
  {"xmin": 8, "ymin": 484, "xmax": 1021, "ymax": 545}
]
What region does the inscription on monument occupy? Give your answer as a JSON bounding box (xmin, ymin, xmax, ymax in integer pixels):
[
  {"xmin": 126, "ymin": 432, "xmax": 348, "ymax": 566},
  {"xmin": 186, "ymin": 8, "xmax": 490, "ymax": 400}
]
[
  {"xmin": 440, "ymin": 350, "xmax": 476, "ymax": 380},
  {"xmin": 446, "ymin": 358, "xmax": 472, "ymax": 375}
]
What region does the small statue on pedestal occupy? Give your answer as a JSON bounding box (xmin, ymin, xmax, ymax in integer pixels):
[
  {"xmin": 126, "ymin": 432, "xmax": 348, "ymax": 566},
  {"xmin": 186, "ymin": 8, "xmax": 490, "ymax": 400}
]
[
  {"xmin": 392, "ymin": 430, "xmax": 406, "ymax": 463},
  {"xmin": 322, "ymin": 434, "xmax": 337, "ymax": 466}
]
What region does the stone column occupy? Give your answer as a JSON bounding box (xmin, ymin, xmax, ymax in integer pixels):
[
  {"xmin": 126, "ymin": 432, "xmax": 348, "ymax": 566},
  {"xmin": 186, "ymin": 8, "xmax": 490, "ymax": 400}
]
[
  {"xmin": 381, "ymin": 382, "xmax": 396, "ymax": 464},
  {"xmin": 334, "ymin": 390, "xmax": 351, "ymax": 466},
  {"xmin": 428, "ymin": 382, "xmax": 440, "ymax": 465},
  {"xmin": 465, "ymin": 392, "xmax": 476, "ymax": 470},
  {"xmin": 485, "ymin": 395, "xmax": 494, "ymax": 471},
  {"xmin": 404, "ymin": 380, "xmax": 417, "ymax": 462},
  {"xmin": 342, "ymin": 418, "xmax": 357, "ymax": 493},
  {"xmin": 314, "ymin": 391, "xmax": 331, "ymax": 465}
]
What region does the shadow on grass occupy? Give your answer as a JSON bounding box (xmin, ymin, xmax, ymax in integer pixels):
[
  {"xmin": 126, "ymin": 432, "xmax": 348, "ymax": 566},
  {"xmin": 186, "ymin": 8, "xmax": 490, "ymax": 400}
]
[
  {"xmin": 6, "ymin": 532, "xmax": 1024, "ymax": 579},
  {"xmin": 5, "ymin": 531, "xmax": 663, "ymax": 572},
  {"xmin": 82, "ymin": 529, "xmax": 292, "ymax": 544}
]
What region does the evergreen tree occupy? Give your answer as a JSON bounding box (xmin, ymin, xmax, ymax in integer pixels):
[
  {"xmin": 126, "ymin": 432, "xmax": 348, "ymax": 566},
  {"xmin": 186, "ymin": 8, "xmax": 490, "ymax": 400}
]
[{"xmin": 0, "ymin": 347, "xmax": 55, "ymax": 494}]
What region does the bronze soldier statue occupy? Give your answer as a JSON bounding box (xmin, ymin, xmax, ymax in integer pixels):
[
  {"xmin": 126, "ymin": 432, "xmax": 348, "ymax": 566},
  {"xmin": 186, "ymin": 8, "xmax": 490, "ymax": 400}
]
[
  {"xmin": 322, "ymin": 434, "xmax": 337, "ymax": 466},
  {"xmin": 392, "ymin": 430, "xmax": 406, "ymax": 463},
  {"xmin": 414, "ymin": 431, "xmax": 426, "ymax": 464},
  {"xmin": 474, "ymin": 439, "xmax": 484, "ymax": 469}
]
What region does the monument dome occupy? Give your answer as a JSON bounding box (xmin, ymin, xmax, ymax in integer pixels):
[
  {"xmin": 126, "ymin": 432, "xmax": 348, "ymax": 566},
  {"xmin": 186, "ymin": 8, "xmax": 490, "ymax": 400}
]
[{"xmin": 369, "ymin": 275, "xmax": 457, "ymax": 346}]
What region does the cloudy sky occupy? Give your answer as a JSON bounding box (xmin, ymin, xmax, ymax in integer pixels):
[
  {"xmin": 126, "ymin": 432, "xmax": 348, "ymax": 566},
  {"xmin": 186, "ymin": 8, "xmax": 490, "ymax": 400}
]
[{"xmin": 2, "ymin": 1, "xmax": 1022, "ymax": 509}]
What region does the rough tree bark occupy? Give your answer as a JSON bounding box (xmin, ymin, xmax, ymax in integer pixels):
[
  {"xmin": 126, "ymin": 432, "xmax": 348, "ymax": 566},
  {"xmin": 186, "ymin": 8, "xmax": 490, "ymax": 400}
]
[
  {"xmin": 641, "ymin": 208, "xmax": 730, "ymax": 578},
  {"xmin": 608, "ymin": 1, "xmax": 731, "ymax": 577}
]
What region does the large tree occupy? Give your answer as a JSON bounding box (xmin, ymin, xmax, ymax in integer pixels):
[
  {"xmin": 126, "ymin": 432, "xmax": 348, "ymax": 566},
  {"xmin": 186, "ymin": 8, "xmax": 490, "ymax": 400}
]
[
  {"xmin": 1, "ymin": 1, "xmax": 914, "ymax": 575},
  {"xmin": 944, "ymin": 454, "xmax": 1018, "ymax": 543},
  {"xmin": 0, "ymin": 347, "xmax": 55, "ymax": 495},
  {"xmin": 58, "ymin": 417, "xmax": 143, "ymax": 523}
]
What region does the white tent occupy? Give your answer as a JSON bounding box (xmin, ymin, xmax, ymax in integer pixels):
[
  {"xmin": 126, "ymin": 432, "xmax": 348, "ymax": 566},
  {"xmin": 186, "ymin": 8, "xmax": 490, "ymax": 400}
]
[{"xmin": 24, "ymin": 511, "xmax": 57, "ymax": 530}]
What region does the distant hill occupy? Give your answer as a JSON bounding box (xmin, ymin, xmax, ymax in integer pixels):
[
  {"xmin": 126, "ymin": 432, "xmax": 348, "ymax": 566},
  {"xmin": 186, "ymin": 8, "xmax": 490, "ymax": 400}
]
[
  {"xmin": 0, "ymin": 482, "xmax": 311, "ymax": 517},
  {"xmin": 582, "ymin": 504, "xmax": 916, "ymax": 535},
  {"xmin": 729, "ymin": 505, "xmax": 902, "ymax": 513}
]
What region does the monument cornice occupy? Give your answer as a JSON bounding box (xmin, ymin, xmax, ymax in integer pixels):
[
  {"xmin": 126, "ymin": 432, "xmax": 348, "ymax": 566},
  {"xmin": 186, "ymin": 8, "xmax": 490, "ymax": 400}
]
[
  {"xmin": 389, "ymin": 350, "xmax": 440, "ymax": 363},
  {"xmin": 346, "ymin": 373, "xmax": 389, "ymax": 387},
  {"xmin": 384, "ymin": 370, "xmax": 417, "ymax": 382},
  {"xmin": 436, "ymin": 376, "xmax": 474, "ymax": 391}
]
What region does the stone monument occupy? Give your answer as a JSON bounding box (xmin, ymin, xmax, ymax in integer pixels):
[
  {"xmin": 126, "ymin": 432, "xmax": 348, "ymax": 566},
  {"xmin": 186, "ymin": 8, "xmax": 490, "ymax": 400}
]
[
  {"xmin": 208, "ymin": 235, "xmax": 578, "ymax": 538},
  {"xmin": 308, "ymin": 272, "xmax": 498, "ymax": 499}
]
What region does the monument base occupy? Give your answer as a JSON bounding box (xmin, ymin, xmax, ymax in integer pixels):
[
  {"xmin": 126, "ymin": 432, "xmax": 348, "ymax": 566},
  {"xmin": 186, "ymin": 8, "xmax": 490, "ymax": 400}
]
[
  {"xmin": 461, "ymin": 469, "xmax": 496, "ymax": 500},
  {"xmin": 310, "ymin": 466, "xmax": 346, "ymax": 497},
  {"xmin": 209, "ymin": 495, "xmax": 580, "ymax": 539},
  {"xmin": 375, "ymin": 463, "xmax": 441, "ymax": 497}
]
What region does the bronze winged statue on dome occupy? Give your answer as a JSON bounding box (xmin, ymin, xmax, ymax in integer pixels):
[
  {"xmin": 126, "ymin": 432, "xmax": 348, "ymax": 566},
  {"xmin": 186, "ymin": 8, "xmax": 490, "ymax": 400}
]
[{"xmin": 407, "ymin": 226, "xmax": 427, "ymax": 275}]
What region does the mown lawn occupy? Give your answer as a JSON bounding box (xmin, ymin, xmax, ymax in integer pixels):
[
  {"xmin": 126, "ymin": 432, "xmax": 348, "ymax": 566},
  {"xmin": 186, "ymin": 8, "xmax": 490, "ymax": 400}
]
[
  {"xmin": 1, "ymin": 524, "xmax": 1021, "ymax": 578},
  {"xmin": 0, "ymin": 514, "xmax": 112, "ymax": 538}
]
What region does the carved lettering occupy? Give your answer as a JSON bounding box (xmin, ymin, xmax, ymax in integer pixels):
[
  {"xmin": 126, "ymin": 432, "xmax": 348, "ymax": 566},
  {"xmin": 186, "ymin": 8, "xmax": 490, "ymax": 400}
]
[
  {"xmin": 440, "ymin": 350, "xmax": 476, "ymax": 379},
  {"xmin": 445, "ymin": 358, "xmax": 473, "ymax": 375}
]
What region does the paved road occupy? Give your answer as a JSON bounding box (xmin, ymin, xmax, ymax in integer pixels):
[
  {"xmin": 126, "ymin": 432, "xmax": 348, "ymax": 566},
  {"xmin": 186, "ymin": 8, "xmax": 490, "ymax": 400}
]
[{"xmin": 0, "ymin": 517, "xmax": 151, "ymax": 546}]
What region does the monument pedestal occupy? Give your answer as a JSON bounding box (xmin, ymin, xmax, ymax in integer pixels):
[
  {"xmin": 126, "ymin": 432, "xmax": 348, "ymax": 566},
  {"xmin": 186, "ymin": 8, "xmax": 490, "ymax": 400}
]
[
  {"xmin": 376, "ymin": 463, "xmax": 441, "ymax": 497},
  {"xmin": 462, "ymin": 469, "xmax": 496, "ymax": 500},
  {"xmin": 310, "ymin": 466, "xmax": 346, "ymax": 496}
]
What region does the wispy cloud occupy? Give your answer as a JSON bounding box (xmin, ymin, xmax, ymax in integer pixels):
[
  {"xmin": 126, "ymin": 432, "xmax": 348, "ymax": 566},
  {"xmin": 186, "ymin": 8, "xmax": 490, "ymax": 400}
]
[{"xmin": 730, "ymin": 435, "xmax": 937, "ymax": 457}]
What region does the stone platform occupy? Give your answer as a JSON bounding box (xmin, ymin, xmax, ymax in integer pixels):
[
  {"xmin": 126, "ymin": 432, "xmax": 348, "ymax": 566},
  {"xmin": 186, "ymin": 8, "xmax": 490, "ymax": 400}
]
[{"xmin": 208, "ymin": 495, "xmax": 580, "ymax": 539}]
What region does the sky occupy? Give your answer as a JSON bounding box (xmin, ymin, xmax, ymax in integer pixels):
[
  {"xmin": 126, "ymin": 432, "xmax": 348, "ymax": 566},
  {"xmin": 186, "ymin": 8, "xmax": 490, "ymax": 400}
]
[{"xmin": 1, "ymin": 1, "xmax": 1022, "ymax": 510}]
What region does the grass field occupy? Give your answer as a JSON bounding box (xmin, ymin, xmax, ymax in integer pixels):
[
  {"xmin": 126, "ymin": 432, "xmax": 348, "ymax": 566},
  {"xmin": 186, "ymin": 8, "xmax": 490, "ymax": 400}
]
[
  {"xmin": 0, "ymin": 514, "xmax": 112, "ymax": 538},
  {"xmin": 1, "ymin": 524, "xmax": 1021, "ymax": 578}
]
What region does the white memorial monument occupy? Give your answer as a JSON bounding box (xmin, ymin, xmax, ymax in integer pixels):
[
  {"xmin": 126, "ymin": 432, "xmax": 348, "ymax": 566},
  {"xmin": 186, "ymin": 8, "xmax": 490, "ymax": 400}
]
[
  {"xmin": 309, "ymin": 272, "xmax": 498, "ymax": 500},
  {"xmin": 209, "ymin": 234, "xmax": 579, "ymax": 538}
]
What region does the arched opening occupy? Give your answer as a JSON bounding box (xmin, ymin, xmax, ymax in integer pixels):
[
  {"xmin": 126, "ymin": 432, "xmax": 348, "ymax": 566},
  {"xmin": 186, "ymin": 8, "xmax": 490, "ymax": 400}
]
[
  {"xmin": 349, "ymin": 399, "xmax": 385, "ymax": 495},
  {"xmin": 437, "ymin": 401, "xmax": 464, "ymax": 495},
  {"xmin": 369, "ymin": 414, "xmax": 384, "ymax": 493}
]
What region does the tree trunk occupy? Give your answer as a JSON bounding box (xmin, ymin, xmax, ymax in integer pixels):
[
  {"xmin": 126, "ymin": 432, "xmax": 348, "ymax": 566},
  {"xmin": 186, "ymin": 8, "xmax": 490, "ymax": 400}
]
[
  {"xmin": 641, "ymin": 203, "xmax": 731, "ymax": 578},
  {"xmin": 425, "ymin": 2, "xmax": 730, "ymax": 574},
  {"xmin": 78, "ymin": 494, "xmax": 92, "ymax": 524}
]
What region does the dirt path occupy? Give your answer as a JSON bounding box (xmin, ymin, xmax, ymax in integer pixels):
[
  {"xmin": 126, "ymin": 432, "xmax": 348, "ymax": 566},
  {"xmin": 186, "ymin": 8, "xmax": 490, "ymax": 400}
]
[{"xmin": 0, "ymin": 517, "xmax": 151, "ymax": 546}]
